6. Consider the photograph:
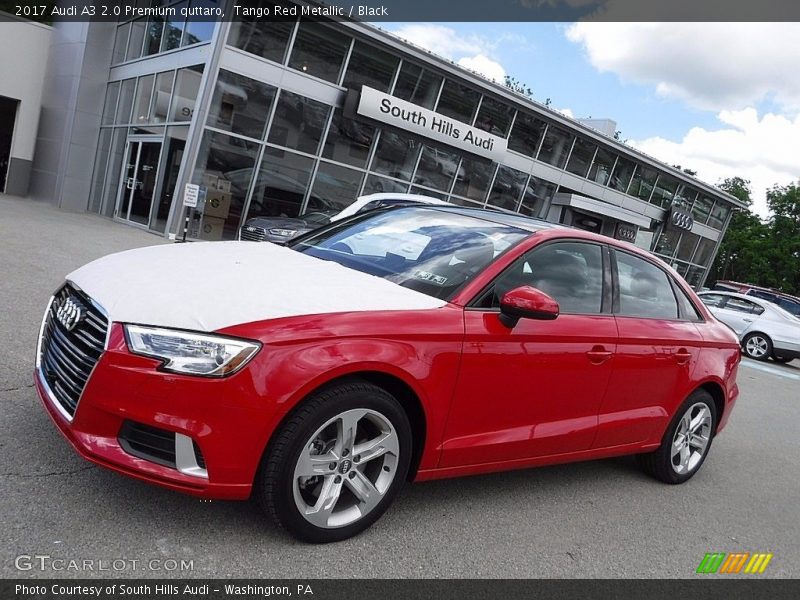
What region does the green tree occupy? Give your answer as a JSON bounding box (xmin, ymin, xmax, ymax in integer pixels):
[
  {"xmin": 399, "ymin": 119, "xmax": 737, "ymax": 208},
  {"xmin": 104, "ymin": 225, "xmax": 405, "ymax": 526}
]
[
  {"xmin": 764, "ymin": 182, "xmax": 800, "ymax": 294},
  {"xmin": 708, "ymin": 178, "xmax": 771, "ymax": 286},
  {"xmin": 503, "ymin": 76, "xmax": 533, "ymax": 99}
]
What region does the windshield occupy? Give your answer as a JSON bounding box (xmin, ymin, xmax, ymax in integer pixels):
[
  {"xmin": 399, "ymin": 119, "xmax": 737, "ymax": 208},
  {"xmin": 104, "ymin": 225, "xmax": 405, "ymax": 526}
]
[{"xmin": 290, "ymin": 207, "xmax": 529, "ymax": 300}]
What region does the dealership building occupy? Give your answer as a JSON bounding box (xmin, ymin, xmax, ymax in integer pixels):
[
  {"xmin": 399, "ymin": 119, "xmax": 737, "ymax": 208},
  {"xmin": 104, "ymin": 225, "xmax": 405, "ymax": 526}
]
[{"xmin": 16, "ymin": 0, "xmax": 744, "ymax": 288}]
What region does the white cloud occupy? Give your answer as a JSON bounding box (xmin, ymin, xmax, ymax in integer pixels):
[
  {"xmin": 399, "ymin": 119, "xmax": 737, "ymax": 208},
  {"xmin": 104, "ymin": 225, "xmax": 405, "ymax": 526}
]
[
  {"xmin": 389, "ymin": 24, "xmax": 508, "ymax": 83},
  {"xmin": 457, "ymin": 54, "xmax": 506, "ymax": 82},
  {"xmin": 629, "ymin": 108, "xmax": 800, "ymax": 218},
  {"xmin": 565, "ymin": 22, "xmax": 800, "ymax": 112},
  {"xmin": 558, "ymin": 107, "xmax": 575, "ymax": 118}
]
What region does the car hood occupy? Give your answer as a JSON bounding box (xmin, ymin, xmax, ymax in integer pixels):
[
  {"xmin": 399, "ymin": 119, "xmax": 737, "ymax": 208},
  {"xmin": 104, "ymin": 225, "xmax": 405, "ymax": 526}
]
[{"xmin": 67, "ymin": 242, "xmax": 446, "ymax": 332}]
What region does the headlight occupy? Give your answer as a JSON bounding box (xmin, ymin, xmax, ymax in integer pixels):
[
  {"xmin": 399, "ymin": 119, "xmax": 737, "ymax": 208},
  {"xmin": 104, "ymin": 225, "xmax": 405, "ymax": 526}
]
[
  {"xmin": 268, "ymin": 228, "xmax": 295, "ymax": 237},
  {"xmin": 124, "ymin": 325, "xmax": 260, "ymax": 377}
]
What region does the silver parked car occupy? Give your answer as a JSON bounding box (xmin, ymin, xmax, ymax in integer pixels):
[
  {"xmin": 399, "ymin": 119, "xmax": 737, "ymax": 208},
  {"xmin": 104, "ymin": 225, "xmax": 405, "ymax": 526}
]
[{"xmin": 697, "ymin": 291, "xmax": 800, "ymax": 363}]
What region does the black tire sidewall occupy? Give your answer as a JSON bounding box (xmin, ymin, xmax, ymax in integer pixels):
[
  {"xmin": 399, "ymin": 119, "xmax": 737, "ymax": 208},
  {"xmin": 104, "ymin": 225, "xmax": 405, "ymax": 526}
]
[
  {"xmin": 657, "ymin": 390, "xmax": 718, "ymax": 484},
  {"xmin": 269, "ymin": 383, "xmax": 412, "ymax": 543},
  {"xmin": 742, "ymin": 332, "xmax": 772, "ymax": 361}
]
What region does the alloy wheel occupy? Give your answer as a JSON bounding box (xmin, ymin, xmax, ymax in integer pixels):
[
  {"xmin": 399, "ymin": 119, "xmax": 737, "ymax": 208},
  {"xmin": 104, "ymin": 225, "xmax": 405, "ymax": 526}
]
[
  {"xmin": 744, "ymin": 335, "xmax": 769, "ymax": 359},
  {"xmin": 292, "ymin": 408, "xmax": 399, "ymax": 529},
  {"xmin": 670, "ymin": 402, "xmax": 712, "ymax": 475}
]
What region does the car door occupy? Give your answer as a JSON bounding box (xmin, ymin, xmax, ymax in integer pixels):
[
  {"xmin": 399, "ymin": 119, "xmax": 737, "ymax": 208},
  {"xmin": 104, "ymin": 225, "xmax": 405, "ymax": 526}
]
[
  {"xmin": 440, "ymin": 240, "xmax": 617, "ymax": 467},
  {"xmin": 593, "ymin": 249, "xmax": 706, "ymax": 448}
]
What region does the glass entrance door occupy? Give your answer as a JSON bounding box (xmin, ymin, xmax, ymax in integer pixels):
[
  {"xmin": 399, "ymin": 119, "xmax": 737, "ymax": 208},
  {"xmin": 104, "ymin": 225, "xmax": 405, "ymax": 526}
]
[{"xmin": 118, "ymin": 140, "xmax": 162, "ymax": 226}]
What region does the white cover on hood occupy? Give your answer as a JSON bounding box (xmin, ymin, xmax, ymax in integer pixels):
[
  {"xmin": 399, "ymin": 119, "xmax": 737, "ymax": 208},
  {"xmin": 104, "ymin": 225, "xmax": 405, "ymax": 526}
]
[{"xmin": 67, "ymin": 241, "xmax": 447, "ymax": 332}]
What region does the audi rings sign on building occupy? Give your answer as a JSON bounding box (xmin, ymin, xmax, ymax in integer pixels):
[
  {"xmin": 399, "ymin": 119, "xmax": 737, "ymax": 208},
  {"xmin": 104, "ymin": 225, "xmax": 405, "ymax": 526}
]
[
  {"xmin": 670, "ymin": 208, "xmax": 694, "ymax": 231},
  {"xmin": 615, "ymin": 223, "xmax": 638, "ymax": 243},
  {"xmin": 55, "ymin": 296, "xmax": 84, "ymax": 331}
]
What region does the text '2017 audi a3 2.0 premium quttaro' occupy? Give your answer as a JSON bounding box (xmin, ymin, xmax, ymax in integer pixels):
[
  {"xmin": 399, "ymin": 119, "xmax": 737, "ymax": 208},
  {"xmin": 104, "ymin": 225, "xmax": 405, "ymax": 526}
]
[{"xmin": 36, "ymin": 206, "xmax": 741, "ymax": 542}]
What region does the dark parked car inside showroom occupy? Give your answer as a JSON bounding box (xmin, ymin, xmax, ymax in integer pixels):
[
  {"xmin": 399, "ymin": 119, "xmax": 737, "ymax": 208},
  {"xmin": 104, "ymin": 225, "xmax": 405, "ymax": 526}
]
[{"xmin": 238, "ymin": 193, "xmax": 446, "ymax": 242}]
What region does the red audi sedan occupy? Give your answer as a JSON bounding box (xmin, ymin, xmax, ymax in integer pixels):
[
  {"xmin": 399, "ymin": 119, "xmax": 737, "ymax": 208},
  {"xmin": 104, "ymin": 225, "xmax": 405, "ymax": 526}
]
[{"xmin": 36, "ymin": 205, "xmax": 740, "ymax": 542}]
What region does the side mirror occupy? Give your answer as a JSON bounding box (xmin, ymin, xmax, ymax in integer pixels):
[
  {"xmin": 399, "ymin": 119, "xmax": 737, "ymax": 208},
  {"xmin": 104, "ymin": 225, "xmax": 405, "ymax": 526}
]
[{"xmin": 499, "ymin": 286, "xmax": 560, "ymax": 328}]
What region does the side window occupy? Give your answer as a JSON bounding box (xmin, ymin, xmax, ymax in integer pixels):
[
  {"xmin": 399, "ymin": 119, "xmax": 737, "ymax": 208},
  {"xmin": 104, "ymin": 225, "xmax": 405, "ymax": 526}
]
[
  {"xmin": 778, "ymin": 299, "xmax": 800, "ymax": 316},
  {"xmin": 749, "ymin": 290, "xmax": 776, "ymax": 302},
  {"xmin": 674, "ymin": 286, "xmax": 703, "ymax": 321},
  {"xmin": 725, "ymin": 297, "xmax": 764, "ymax": 315},
  {"xmin": 490, "ymin": 242, "xmax": 605, "ymax": 314},
  {"xmin": 699, "ymin": 293, "xmax": 726, "ymax": 307},
  {"xmin": 616, "ymin": 251, "xmax": 679, "ymax": 319}
]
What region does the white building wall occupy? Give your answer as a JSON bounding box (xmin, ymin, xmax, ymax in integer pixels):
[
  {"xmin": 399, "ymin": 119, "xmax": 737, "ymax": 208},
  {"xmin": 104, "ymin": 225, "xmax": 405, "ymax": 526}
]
[{"xmin": 0, "ymin": 14, "xmax": 52, "ymax": 194}]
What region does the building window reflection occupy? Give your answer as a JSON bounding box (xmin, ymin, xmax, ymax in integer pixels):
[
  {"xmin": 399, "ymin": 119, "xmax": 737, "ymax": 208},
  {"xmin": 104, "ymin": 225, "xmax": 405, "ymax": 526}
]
[
  {"xmin": 247, "ymin": 147, "xmax": 315, "ymax": 219},
  {"xmin": 268, "ymin": 90, "xmax": 331, "ymax": 154},
  {"xmin": 342, "ymin": 41, "xmax": 399, "ymax": 93},
  {"xmin": 538, "ymin": 125, "xmax": 574, "ymax": 169},
  {"xmin": 227, "ymin": 1, "xmax": 294, "ymax": 63},
  {"xmin": 393, "ymin": 62, "xmax": 442, "ymax": 109},
  {"xmin": 207, "ymin": 70, "xmax": 277, "ymax": 140},
  {"xmin": 288, "ymin": 20, "xmax": 351, "ymax": 84}
]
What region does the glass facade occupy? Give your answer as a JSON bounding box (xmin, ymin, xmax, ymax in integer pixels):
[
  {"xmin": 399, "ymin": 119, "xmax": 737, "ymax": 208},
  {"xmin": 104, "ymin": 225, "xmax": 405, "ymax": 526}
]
[
  {"xmin": 87, "ymin": 3, "xmax": 738, "ymax": 289},
  {"xmin": 112, "ymin": 0, "xmax": 220, "ymax": 66}
]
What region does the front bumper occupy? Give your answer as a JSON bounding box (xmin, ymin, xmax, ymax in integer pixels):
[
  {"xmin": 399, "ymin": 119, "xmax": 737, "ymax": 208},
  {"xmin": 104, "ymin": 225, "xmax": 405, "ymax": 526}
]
[{"xmin": 36, "ymin": 323, "xmax": 275, "ymax": 500}]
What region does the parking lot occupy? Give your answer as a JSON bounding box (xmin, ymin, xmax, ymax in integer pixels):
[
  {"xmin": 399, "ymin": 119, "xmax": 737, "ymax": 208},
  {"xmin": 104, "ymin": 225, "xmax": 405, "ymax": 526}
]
[{"xmin": 1, "ymin": 195, "xmax": 798, "ymax": 579}]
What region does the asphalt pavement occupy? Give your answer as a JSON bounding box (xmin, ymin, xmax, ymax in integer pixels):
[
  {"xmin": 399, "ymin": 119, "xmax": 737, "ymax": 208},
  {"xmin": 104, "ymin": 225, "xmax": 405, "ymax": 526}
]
[{"xmin": 1, "ymin": 195, "xmax": 798, "ymax": 579}]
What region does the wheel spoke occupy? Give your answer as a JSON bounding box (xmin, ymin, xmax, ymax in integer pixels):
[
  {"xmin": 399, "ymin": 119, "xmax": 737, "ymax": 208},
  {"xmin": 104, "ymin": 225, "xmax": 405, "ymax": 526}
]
[
  {"xmin": 679, "ymin": 445, "xmax": 690, "ymax": 470},
  {"xmin": 346, "ymin": 470, "xmax": 383, "ymax": 513},
  {"xmin": 335, "ymin": 410, "xmax": 364, "ymax": 456},
  {"xmin": 689, "ymin": 432, "xmax": 708, "ymax": 451},
  {"xmin": 295, "ymin": 451, "xmax": 337, "ymax": 478},
  {"xmin": 689, "ymin": 408, "xmax": 708, "ymax": 433},
  {"xmin": 672, "ymin": 434, "xmax": 685, "ymax": 456},
  {"xmin": 304, "ymin": 475, "xmax": 343, "ymax": 527},
  {"xmin": 354, "ymin": 430, "xmax": 399, "ymax": 464}
]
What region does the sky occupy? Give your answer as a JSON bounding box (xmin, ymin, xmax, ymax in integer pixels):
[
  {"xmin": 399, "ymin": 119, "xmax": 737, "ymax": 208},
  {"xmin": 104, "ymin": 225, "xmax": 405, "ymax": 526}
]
[{"xmin": 379, "ymin": 22, "xmax": 800, "ymax": 218}]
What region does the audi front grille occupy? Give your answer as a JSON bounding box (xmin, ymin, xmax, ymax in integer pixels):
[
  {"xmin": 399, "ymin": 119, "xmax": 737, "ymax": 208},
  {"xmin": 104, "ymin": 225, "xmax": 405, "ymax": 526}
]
[
  {"xmin": 37, "ymin": 284, "xmax": 108, "ymax": 419},
  {"xmin": 239, "ymin": 226, "xmax": 267, "ymax": 241}
]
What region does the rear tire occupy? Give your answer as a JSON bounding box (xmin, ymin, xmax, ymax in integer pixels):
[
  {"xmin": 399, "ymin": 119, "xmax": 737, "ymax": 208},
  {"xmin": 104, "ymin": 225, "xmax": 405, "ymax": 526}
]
[
  {"xmin": 742, "ymin": 332, "xmax": 772, "ymax": 361},
  {"xmin": 637, "ymin": 389, "xmax": 717, "ymax": 484},
  {"xmin": 772, "ymin": 355, "xmax": 793, "ymax": 364},
  {"xmin": 254, "ymin": 380, "xmax": 412, "ymax": 543}
]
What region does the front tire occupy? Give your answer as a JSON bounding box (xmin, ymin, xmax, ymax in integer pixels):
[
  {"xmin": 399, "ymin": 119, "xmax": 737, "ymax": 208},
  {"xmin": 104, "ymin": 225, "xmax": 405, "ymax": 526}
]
[
  {"xmin": 742, "ymin": 332, "xmax": 772, "ymax": 361},
  {"xmin": 255, "ymin": 380, "xmax": 412, "ymax": 543},
  {"xmin": 638, "ymin": 390, "xmax": 717, "ymax": 484}
]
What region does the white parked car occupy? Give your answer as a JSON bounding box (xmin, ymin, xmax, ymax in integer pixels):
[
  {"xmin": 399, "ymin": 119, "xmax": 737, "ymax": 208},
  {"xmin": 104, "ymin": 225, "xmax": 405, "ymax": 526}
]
[
  {"xmin": 239, "ymin": 193, "xmax": 448, "ymax": 242},
  {"xmin": 697, "ymin": 291, "xmax": 800, "ymax": 363}
]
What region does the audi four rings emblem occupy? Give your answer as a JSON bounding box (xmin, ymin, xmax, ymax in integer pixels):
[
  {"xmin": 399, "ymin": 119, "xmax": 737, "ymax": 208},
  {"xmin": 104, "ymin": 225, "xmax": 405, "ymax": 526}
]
[
  {"xmin": 616, "ymin": 226, "xmax": 637, "ymax": 242},
  {"xmin": 670, "ymin": 209, "xmax": 694, "ymax": 231},
  {"xmin": 56, "ymin": 296, "xmax": 84, "ymax": 331}
]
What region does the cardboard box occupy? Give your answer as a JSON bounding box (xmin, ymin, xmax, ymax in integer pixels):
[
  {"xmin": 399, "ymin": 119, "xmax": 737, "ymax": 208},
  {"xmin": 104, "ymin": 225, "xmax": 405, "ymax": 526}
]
[
  {"xmin": 203, "ymin": 190, "xmax": 232, "ymax": 219},
  {"xmin": 199, "ymin": 216, "xmax": 226, "ymax": 241},
  {"xmin": 202, "ymin": 173, "xmax": 219, "ymax": 189}
]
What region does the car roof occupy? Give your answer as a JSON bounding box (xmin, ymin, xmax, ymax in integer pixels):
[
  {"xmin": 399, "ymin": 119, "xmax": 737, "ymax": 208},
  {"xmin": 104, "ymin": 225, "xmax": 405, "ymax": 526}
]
[
  {"xmin": 699, "ymin": 290, "xmax": 775, "ymax": 310},
  {"xmin": 331, "ymin": 193, "xmax": 450, "ymax": 222}
]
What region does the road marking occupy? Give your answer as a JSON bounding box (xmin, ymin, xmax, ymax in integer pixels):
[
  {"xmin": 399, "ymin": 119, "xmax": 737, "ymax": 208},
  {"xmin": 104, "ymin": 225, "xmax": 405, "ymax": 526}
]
[{"xmin": 740, "ymin": 359, "xmax": 800, "ymax": 380}]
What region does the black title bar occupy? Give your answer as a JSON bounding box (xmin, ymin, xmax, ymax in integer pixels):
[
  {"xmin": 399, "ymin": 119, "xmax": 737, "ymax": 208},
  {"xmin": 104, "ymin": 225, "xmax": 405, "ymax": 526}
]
[{"xmin": 2, "ymin": 0, "xmax": 800, "ymax": 22}]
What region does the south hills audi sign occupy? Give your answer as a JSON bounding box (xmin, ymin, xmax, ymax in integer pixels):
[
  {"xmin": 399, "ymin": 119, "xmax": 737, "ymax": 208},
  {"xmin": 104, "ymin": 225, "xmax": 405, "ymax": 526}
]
[{"xmin": 356, "ymin": 86, "xmax": 508, "ymax": 162}]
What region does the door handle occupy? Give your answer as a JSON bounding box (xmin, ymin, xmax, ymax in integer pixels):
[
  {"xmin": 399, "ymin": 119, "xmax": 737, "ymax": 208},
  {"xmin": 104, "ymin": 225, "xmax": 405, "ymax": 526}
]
[
  {"xmin": 674, "ymin": 349, "xmax": 692, "ymax": 365},
  {"xmin": 742, "ymin": 318, "xmax": 753, "ymax": 323},
  {"xmin": 586, "ymin": 346, "xmax": 613, "ymax": 365}
]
